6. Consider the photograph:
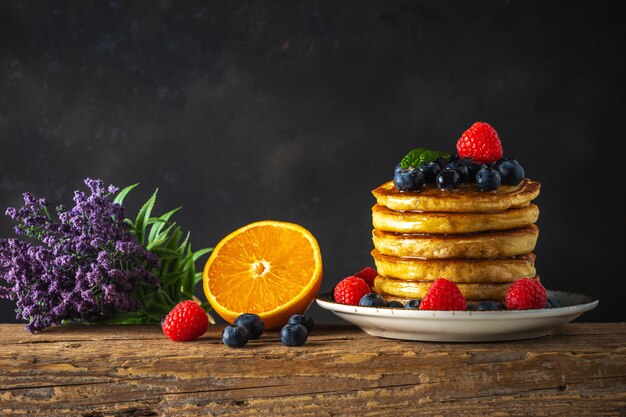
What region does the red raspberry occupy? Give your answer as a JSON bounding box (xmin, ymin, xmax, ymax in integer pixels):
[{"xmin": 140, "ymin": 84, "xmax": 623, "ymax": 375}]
[
  {"xmin": 162, "ymin": 300, "xmax": 209, "ymax": 342},
  {"xmin": 419, "ymin": 278, "xmax": 467, "ymax": 310},
  {"xmin": 333, "ymin": 276, "xmax": 371, "ymax": 305},
  {"xmin": 505, "ymin": 278, "xmax": 547, "ymax": 310},
  {"xmin": 353, "ymin": 267, "xmax": 377, "ymax": 287},
  {"xmin": 456, "ymin": 122, "xmax": 503, "ymax": 163}
]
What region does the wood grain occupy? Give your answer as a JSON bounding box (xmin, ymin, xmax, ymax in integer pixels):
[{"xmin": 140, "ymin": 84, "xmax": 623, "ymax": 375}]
[{"xmin": 0, "ymin": 323, "xmax": 625, "ymax": 417}]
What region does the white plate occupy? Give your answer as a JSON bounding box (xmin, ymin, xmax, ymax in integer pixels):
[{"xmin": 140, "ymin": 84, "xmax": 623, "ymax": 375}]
[{"xmin": 316, "ymin": 290, "xmax": 599, "ymax": 342}]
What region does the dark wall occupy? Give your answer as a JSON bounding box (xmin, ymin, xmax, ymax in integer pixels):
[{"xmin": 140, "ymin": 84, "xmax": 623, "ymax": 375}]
[{"xmin": 1, "ymin": 1, "xmax": 624, "ymax": 325}]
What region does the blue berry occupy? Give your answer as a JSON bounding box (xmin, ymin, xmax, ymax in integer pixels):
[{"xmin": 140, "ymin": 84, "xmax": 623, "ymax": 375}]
[
  {"xmin": 495, "ymin": 159, "xmax": 525, "ymax": 185},
  {"xmin": 476, "ymin": 167, "xmax": 501, "ymax": 191},
  {"xmin": 234, "ymin": 313, "xmax": 265, "ymax": 340},
  {"xmin": 288, "ymin": 314, "xmax": 314, "ymax": 334},
  {"xmin": 470, "ymin": 301, "xmax": 505, "ymax": 311},
  {"xmin": 436, "ymin": 168, "xmax": 461, "ymax": 190},
  {"xmin": 280, "ymin": 324, "xmax": 308, "ymax": 346},
  {"xmin": 386, "ymin": 300, "xmax": 404, "ymax": 308},
  {"xmin": 435, "ymin": 157, "xmax": 450, "ymax": 169},
  {"xmin": 394, "ymin": 163, "xmax": 403, "ymax": 174},
  {"xmin": 222, "ymin": 325, "xmax": 250, "ymax": 347},
  {"xmin": 359, "ymin": 293, "xmax": 387, "ymax": 307},
  {"xmin": 404, "ymin": 299, "xmax": 421, "ymax": 309},
  {"xmin": 545, "ymin": 298, "xmax": 560, "ymax": 308},
  {"xmin": 446, "ymin": 159, "xmax": 471, "ymax": 181},
  {"xmin": 394, "ymin": 168, "xmax": 425, "ymax": 191},
  {"xmin": 462, "ymin": 159, "xmax": 487, "ymax": 183},
  {"xmin": 418, "ymin": 162, "xmax": 441, "ymax": 183}
]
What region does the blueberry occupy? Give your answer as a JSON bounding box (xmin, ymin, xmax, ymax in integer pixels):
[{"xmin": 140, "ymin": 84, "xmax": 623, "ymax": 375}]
[
  {"xmin": 394, "ymin": 168, "xmax": 425, "ymax": 191},
  {"xmin": 545, "ymin": 298, "xmax": 560, "ymax": 308},
  {"xmin": 436, "ymin": 168, "xmax": 461, "ymax": 190},
  {"xmin": 435, "ymin": 157, "xmax": 450, "ymax": 169},
  {"xmin": 234, "ymin": 313, "xmax": 265, "ymax": 340},
  {"xmin": 394, "ymin": 163, "xmax": 403, "ymax": 174},
  {"xmin": 386, "ymin": 300, "xmax": 404, "ymax": 308},
  {"xmin": 280, "ymin": 324, "xmax": 308, "ymax": 346},
  {"xmin": 404, "ymin": 299, "xmax": 421, "ymax": 309},
  {"xmin": 471, "ymin": 301, "xmax": 505, "ymax": 311},
  {"xmin": 288, "ymin": 314, "xmax": 314, "ymax": 334},
  {"xmin": 359, "ymin": 293, "xmax": 387, "ymax": 307},
  {"xmin": 495, "ymin": 159, "xmax": 525, "ymax": 185},
  {"xmin": 446, "ymin": 159, "xmax": 471, "ymax": 181},
  {"xmin": 222, "ymin": 325, "xmax": 250, "ymax": 348},
  {"xmin": 418, "ymin": 162, "xmax": 441, "ymax": 183},
  {"xmin": 476, "ymin": 167, "xmax": 502, "ymax": 191},
  {"xmin": 462, "ymin": 159, "xmax": 487, "ymax": 182}
]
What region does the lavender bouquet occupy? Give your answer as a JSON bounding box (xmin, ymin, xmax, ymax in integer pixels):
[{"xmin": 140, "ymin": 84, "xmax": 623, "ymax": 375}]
[{"xmin": 0, "ymin": 178, "xmax": 212, "ymax": 332}]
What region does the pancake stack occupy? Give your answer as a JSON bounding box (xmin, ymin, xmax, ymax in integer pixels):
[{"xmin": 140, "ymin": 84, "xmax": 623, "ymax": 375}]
[{"xmin": 370, "ymin": 178, "xmax": 542, "ymax": 303}]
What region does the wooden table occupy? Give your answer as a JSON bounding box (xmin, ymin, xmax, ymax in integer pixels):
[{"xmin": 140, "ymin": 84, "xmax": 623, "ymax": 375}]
[{"xmin": 0, "ymin": 323, "xmax": 625, "ymax": 416}]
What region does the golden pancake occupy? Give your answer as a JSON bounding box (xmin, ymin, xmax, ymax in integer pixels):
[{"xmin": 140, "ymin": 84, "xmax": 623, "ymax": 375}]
[
  {"xmin": 372, "ymin": 225, "xmax": 538, "ymax": 259},
  {"xmin": 371, "ymin": 249, "xmax": 536, "ymax": 282},
  {"xmin": 372, "ymin": 203, "xmax": 539, "ymax": 234},
  {"xmin": 373, "ymin": 275, "xmax": 540, "ymax": 301},
  {"xmin": 372, "ymin": 178, "xmax": 540, "ymax": 213}
]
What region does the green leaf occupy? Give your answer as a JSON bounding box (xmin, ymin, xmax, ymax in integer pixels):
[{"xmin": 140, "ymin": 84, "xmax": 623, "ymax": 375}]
[
  {"xmin": 159, "ymin": 270, "xmax": 187, "ymax": 285},
  {"xmin": 148, "ymin": 207, "xmax": 182, "ymax": 244},
  {"xmin": 194, "ymin": 271, "xmax": 203, "ymax": 284},
  {"xmin": 150, "ymin": 247, "xmax": 184, "ymax": 258},
  {"xmin": 134, "ymin": 189, "xmax": 158, "ymax": 244},
  {"xmin": 114, "ymin": 183, "xmax": 139, "ymax": 205},
  {"xmin": 400, "ymin": 148, "xmax": 451, "ymax": 170},
  {"xmin": 192, "ymin": 247, "xmax": 213, "ymax": 263}
]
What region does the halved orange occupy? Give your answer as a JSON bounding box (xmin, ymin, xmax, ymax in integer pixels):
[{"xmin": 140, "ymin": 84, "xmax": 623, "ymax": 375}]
[{"xmin": 202, "ymin": 221, "xmax": 323, "ymax": 330}]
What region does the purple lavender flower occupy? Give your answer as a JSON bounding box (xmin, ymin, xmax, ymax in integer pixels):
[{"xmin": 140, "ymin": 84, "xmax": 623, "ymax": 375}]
[{"xmin": 0, "ymin": 178, "xmax": 158, "ymax": 332}]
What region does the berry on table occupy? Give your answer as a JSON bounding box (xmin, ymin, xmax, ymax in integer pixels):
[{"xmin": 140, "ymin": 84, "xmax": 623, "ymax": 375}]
[
  {"xmin": 495, "ymin": 159, "xmax": 525, "ymax": 185},
  {"xmin": 162, "ymin": 300, "xmax": 209, "ymax": 342},
  {"xmin": 353, "ymin": 266, "xmax": 377, "ymax": 287},
  {"xmin": 457, "ymin": 122, "xmax": 503, "ymax": 163},
  {"xmin": 404, "ymin": 299, "xmax": 421, "ymax": 309},
  {"xmin": 288, "ymin": 314, "xmax": 314, "ymax": 334},
  {"xmin": 222, "ymin": 325, "xmax": 250, "ymax": 347},
  {"xmin": 280, "ymin": 323, "xmax": 309, "ymax": 346},
  {"xmin": 394, "ymin": 167, "xmax": 425, "ymax": 191},
  {"xmin": 333, "ymin": 276, "xmax": 371, "ymax": 305},
  {"xmin": 233, "ymin": 313, "xmax": 265, "ymax": 340},
  {"xmin": 359, "ymin": 293, "xmax": 386, "ymax": 307},
  {"xmin": 436, "ymin": 168, "xmax": 461, "ymax": 190},
  {"xmin": 505, "ymin": 278, "xmax": 547, "ymax": 310},
  {"xmin": 419, "ymin": 278, "xmax": 467, "ymax": 311},
  {"xmin": 476, "ymin": 167, "xmax": 502, "ymax": 191}
]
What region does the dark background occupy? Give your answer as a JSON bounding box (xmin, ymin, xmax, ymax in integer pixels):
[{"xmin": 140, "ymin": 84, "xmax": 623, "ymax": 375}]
[{"xmin": 1, "ymin": 0, "xmax": 624, "ymax": 325}]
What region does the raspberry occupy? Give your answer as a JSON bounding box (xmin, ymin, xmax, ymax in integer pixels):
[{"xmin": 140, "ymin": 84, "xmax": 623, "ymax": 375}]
[
  {"xmin": 162, "ymin": 300, "xmax": 209, "ymax": 342},
  {"xmin": 456, "ymin": 122, "xmax": 503, "ymax": 163},
  {"xmin": 333, "ymin": 276, "xmax": 371, "ymax": 305},
  {"xmin": 353, "ymin": 267, "xmax": 377, "ymax": 287},
  {"xmin": 419, "ymin": 278, "xmax": 467, "ymax": 310},
  {"xmin": 505, "ymin": 278, "xmax": 547, "ymax": 310}
]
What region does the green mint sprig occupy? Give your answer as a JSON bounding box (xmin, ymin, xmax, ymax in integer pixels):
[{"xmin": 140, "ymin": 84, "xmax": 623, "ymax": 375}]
[
  {"xmin": 107, "ymin": 184, "xmax": 213, "ymax": 324},
  {"xmin": 400, "ymin": 148, "xmax": 451, "ymax": 170}
]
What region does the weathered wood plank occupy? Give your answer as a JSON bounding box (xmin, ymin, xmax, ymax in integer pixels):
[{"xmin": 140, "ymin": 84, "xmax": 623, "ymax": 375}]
[{"xmin": 0, "ymin": 323, "xmax": 625, "ymax": 417}]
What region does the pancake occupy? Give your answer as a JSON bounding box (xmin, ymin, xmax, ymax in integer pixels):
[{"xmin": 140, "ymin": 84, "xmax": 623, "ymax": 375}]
[
  {"xmin": 371, "ymin": 249, "xmax": 536, "ymax": 282},
  {"xmin": 372, "ymin": 178, "xmax": 540, "ymax": 213},
  {"xmin": 372, "ymin": 225, "xmax": 539, "ymax": 258},
  {"xmin": 373, "ymin": 275, "xmax": 540, "ymax": 301},
  {"xmin": 372, "ymin": 203, "xmax": 539, "ymax": 234}
]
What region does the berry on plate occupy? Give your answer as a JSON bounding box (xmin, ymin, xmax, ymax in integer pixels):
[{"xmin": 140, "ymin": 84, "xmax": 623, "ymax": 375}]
[
  {"xmin": 386, "ymin": 300, "xmax": 404, "ymax": 308},
  {"xmin": 287, "ymin": 314, "xmax": 315, "ymax": 334},
  {"xmin": 394, "ymin": 167, "xmax": 425, "ymax": 191},
  {"xmin": 333, "ymin": 276, "xmax": 371, "ymax": 305},
  {"xmin": 359, "ymin": 292, "xmax": 387, "ymax": 307},
  {"xmin": 457, "ymin": 122, "xmax": 503, "ymax": 163},
  {"xmin": 233, "ymin": 313, "xmax": 265, "ymax": 340},
  {"xmin": 222, "ymin": 325, "xmax": 250, "ymax": 347},
  {"xmin": 162, "ymin": 300, "xmax": 209, "ymax": 342},
  {"xmin": 280, "ymin": 323, "xmax": 309, "ymax": 346},
  {"xmin": 404, "ymin": 299, "xmax": 421, "ymax": 309},
  {"xmin": 353, "ymin": 266, "xmax": 377, "ymax": 287},
  {"xmin": 505, "ymin": 278, "xmax": 547, "ymax": 310},
  {"xmin": 436, "ymin": 168, "xmax": 461, "ymax": 190},
  {"xmin": 419, "ymin": 278, "xmax": 467, "ymax": 311}
]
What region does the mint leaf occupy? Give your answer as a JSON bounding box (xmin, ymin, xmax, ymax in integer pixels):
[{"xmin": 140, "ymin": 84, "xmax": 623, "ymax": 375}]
[{"xmin": 400, "ymin": 148, "xmax": 451, "ymax": 169}]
